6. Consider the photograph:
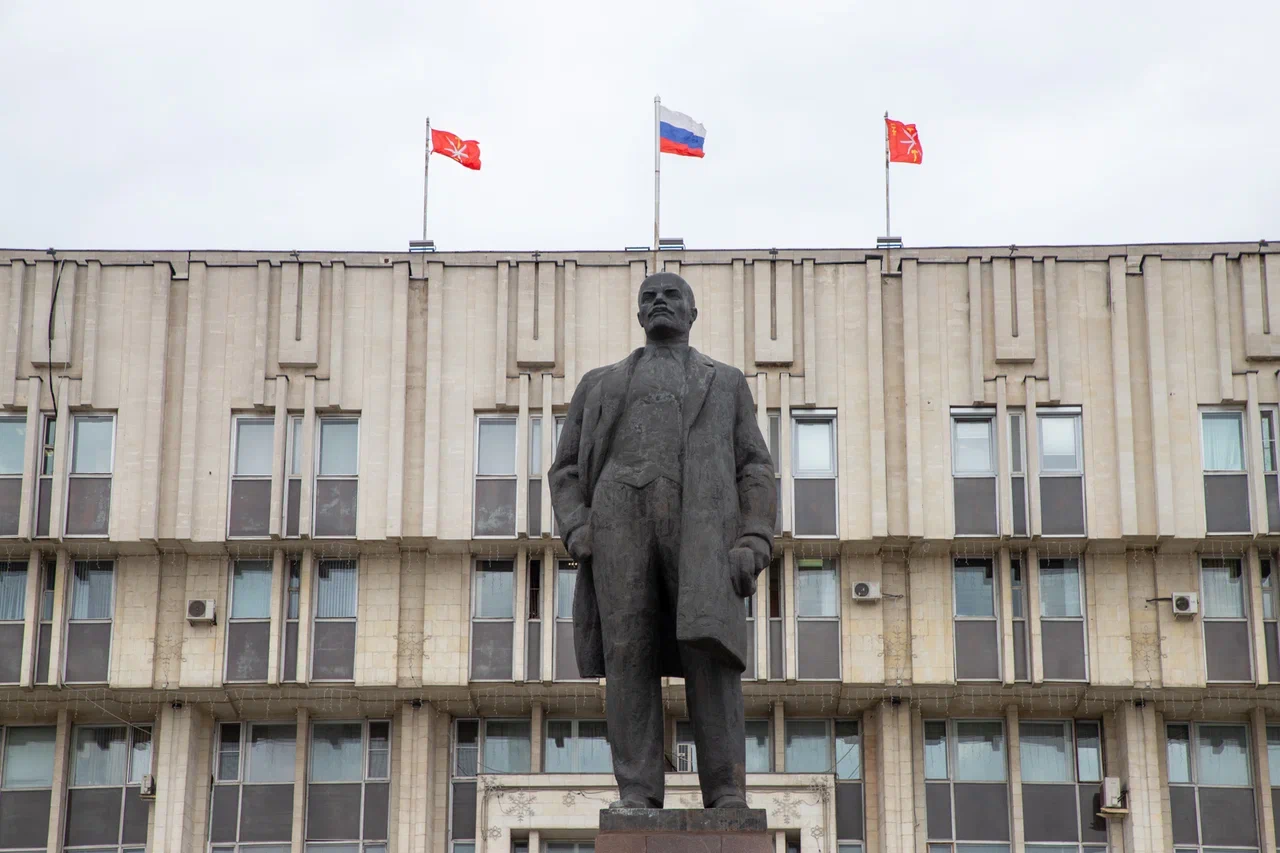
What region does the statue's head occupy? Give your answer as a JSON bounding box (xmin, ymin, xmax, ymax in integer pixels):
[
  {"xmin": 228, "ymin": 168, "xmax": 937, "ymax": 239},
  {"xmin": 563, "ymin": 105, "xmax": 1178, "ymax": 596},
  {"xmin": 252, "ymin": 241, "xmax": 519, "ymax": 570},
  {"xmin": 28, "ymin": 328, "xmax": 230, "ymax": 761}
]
[{"xmin": 636, "ymin": 272, "xmax": 697, "ymax": 341}]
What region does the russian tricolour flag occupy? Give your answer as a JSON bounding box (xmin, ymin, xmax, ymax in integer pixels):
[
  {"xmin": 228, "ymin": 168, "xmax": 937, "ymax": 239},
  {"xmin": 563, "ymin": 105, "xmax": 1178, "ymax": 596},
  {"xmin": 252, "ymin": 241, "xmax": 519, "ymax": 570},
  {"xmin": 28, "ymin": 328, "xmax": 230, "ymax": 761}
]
[{"xmin": 659, "ymin": 105, "xmax": 706, "ymax": 158}]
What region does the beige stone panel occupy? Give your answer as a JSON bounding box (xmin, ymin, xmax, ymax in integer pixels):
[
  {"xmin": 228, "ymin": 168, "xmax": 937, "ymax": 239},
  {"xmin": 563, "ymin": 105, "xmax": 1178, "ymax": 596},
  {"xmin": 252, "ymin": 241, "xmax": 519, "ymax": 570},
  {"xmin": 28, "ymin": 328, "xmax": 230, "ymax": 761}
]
[
  {"xmin": 402, "ymin": 277, "xmax": 428, "ymax": 539},
  {"xmin": 754, "ymin": 260, "xmax": 794, "ymax": 365},
  {"xmin": 337, "ymin": 264, "xmax": 369, "ymax": 412},
  {"xmin": 882, "ymin": 272, "xmax": 907, "ymax": 536},
  {"xmin": 398, "ymin": 552, "xmax": 427, "ymax": 687},
  {"xmin": 966, "ymin": 258, "xmax": 984, "ymax": 403},
  {"xmin": 1114, "ymin": 702, "xmax": 1165, "ymax": 853},
  {"xmin": 1053, "ymin": 262, "xmax": 1084, "ymax": 406},
  {"xmin": 832, "ymin": 264, "xmax": 868, "ymax": 538},
  {"xmin": 1125, "ymin": 549, "xmax": 1162, "ymax": 687},
  {"xmin": 918, "ymin": 262, "xmax": 954, "ymax": 540},
  {"xmin": 900, "ymin": 261, "xmax": 923, "ymax": 538},
  {"xmin": 423, "ymin": 553, "xmax": 468, "ymax": 686},
  {"xmin": 154, "ymin": 703, "xmax": 211, "ymax": 853},
  {"xmin": 630, "ymin": 260, "xmax": 647, "ymax": 352},
  {"xmin": 437, "ymin": 267, "xmax": 481, "ymax": 540},
  {"xmin": 17, "ymin": 378, "xmax": 39, "ymax": 538},
  {"xmin": 569, "ymin": 263, "xmax": 633, "ymax": 371},
  {"xmin": 1126, "ymin": 269, "xmax": 1158, "ymax": 535},
  {"xmin": 683, "ymin": 262, "xmax": 735, "ymax": 367},
  {"xmin": 908, "ymin": 554, "xmax": 953, "ymax": 684},
  {"xmin": 1154, "ymin": 551, "xmax": 1204, "ymax": 687},
  {"xmin": 1140, "ymin": 256, "xmax": 1177, "ymax": 537},
  {"xmin": 190, "ymin": 266, "xmax": 234, "ymax": 542},
  {"xmin": 1006, "ymin": 705, "xmax": 1024, "ymax": 846},
  {"xmin": 110, "ymin": 556, "xmax": 160, "ymax": 688},
  {"xmin": 942, "ymin": 262, "xmax": 973, "ymax": 407},
  {"xmin": 179, "ymin": 555, "xmax": 227, "ymax": 687},
  {"xmin": 1044, "ymin": 257, "xmax": 1062, "ymax": 402},
  {"xmin": 865, "ymin": 263, "xmax": 888, "ymax": 538},
  {"xmin": 517, "ymin": 261, "xmax": 556, "ymax": 366},
  {"xmin": 843, "ymin": 554, "xmax": 883, "ymax": 684},
  {"xmin": 421, "ymin": 261, "xmax": 444, "ymax": 538},
  {"xmin": 801, "ymin": 259, "xmax": 817, "ymax": 404},
  {"xmin": 1109, "ymin": 258, "xmax": 1140, "ymax": 536},
  {"xmin": 467, "ymin": 264, "xmax": 498, "ymax": 409},
  {"xmin": 1247, "ymin": 373, "xmax": 1269, "ymax": 534},
  {"xmin": 174, "ymin": 263, "xmax": 206, "ymax": 541},
  {"xmin": 1088, "ymin": 553, "xmax": 1134, "ymax": 685},
  {"xmin": 349, "ymin": 266, "xmax": 397, "ymax": 540},
  {"xmin": 0, "ymin": 261, "xmax": 25, "ymax": 405},
  {"xmin": 387, "ymin": 266, "xmax": 411, "ymax": 540},
  {"xmin": 152, "ymin": 553, "xmax": 186, "ymax": 688},
  {"xmin": 251, "ymin": 260, "xmax": 271, "ymax": 406},
  {"xmin": 1081, "ymin": 261, "xmax": 1121, "ymax": 539},
  {"xmin": 492, "ymin": 262, "xmax": 509, "ymax": 406},
  {"xmin": 994, "ymin": 257, "xmax": 1035, "ymax": 362},
  {"xmin": 355, "ymin": 553, "xmax": 401, "ymax": 686},
  {"xmin": 278, "ymin": 261, "xmax": 320, "ymax": 366},
  {"xmin": 291, "ymin": 708, "xmax": 309, "ymax": 852},
  {"xmin": 1242, "ymin": 252, "xmax": 1280, "ymax": 358},
  {"xmin": 1161, "ymin": 260, "xmax": 1209, "ymax": 537},
  {"xmin": 30, "ymin": 259, "xmax": 74, "ymax": 367},
  {"xmin": 44, "ymin": 710, "xmax": 69, "ymax": 852}
]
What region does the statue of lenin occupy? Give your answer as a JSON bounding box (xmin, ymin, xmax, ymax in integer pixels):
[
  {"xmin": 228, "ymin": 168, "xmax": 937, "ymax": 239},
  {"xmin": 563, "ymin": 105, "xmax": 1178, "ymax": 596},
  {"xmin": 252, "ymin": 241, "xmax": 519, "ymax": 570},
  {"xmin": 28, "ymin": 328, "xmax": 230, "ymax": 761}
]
[{"xmin": 549, "ymin": 272, "xmax": 776, "ymax": 810}]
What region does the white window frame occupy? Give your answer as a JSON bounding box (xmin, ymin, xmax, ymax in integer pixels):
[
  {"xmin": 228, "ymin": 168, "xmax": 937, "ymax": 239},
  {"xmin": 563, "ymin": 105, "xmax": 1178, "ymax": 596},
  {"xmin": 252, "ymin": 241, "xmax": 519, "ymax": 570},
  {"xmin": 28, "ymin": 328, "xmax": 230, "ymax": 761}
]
[
  {"xmin": 950, "ymin": 409, "xmax": 996, "ymax": 477},
  {"xmin": 0, "ymin": 560, "xmax": 26, "ymax": 684},
  {"xmin": 1166, "ymin": 720, "xmax": 1256, "ymax": 852},
  {"xmin": 64, "ymin": 412, "xmax": 116, "ymax": 538},
  {"xmin": 34, "ymin": 412, "xmax": 55, "ymax": 539},
  {"xmin": 227, "ymin": 414, "xmax": 275, "ymax": 539},
  {"xmin": 66, "ymin": 722, "xmax": 152, "ymax": 853},
  {"xmin": 1037, "ymin": 408, "xmax": 1084, "ymax": 477},
  {"xmin": 34, "ymin": 557, "xmax": 55, "ymax": 684},
  {"xmin": 1199, "ymin": 556, "xmax": 1254, "ymax": 684},
  {"xmin": 312, "ymin": 415, "xmax": 360, "ymax": 539},
  {"xmin": 1262, "ymin": 407, "xmax": 1278, "ymax": 475},
  {"xmin": 923, "ymin": 718, "xmax": 1011, "ymax": 848},
  {"xmin": 225, "ymin": 559, "xmax": 273, "ymax": 684},
  {"xmin": 794, "ymin": 557, "xmax": 841, "ymax": 681},
  {"xmin": 305, "ymin": 719, "xmax": 391, "ymax": 847},
  {"xmin": 63, "ymin": 558, "xmax": 115, "ymax": 685},
  {"xmin": 468, "ymin": 558, "xmax": 515, "ymax": 683},
  {"xmin": 791, "ymin": 410, "xmax": 839, "ymax": 538},
  {"xmin": 1199, "ymin": 407, "xmax": 1248, "ymax": 474},
  {"xmin": 309, "ymin": 558, "xmax": 358, "ymax": 683},
  {"xmin": 211, "ymin": 720, "xmax": 299, "ymax": 849},
  {"xmin": 282, "ymin": 414, "xmax": 304, "ymax": 537},
  {"xmin": 1009, "ymin": 409, "xmax": 1029, "ymax": 537},
  {"xmin": 554, "ymin": 559, "xmax": 587, "ymax": 681},
  {"xmin": 473, "ymin": 414, "xmax": 518, "ymax": 539},
  {"xmin": 281, "ymin": 557, "xmax": 301, "ymax": 683},
  {"xmin": 1038, "ymin": 557, "xmax": 1089, "ymax": 682},
  {"xmin": 952, "ymin": 558, "xmax": 1002, "ymax": 682},
  {"xmin": 0, "ymin": 723, "xmax": 58, "ymax": 791},
  {"xmin": 543, "ymin": 718, "xmax": 612, "ymax": 774},
  {"xmin": 0, "ymin": 414, "xmax": 25, "ymax": 538},
  {"xmin": 1010, "ymin": 557, "xmax": 1029, "ymax": 682}
]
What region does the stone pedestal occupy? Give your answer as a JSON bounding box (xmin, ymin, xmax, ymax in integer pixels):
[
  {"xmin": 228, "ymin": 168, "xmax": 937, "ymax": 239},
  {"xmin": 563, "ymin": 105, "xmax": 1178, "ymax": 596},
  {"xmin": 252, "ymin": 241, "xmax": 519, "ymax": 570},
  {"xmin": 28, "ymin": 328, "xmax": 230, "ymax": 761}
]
[{"xmin": 597, "ymin": 808, "xmax": 771, "ymax": 853}]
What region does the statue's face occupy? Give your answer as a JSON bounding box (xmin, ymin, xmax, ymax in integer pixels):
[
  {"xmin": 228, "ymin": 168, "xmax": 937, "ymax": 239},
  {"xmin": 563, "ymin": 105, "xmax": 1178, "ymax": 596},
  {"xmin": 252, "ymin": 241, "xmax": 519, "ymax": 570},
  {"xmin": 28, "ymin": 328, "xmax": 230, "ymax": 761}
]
[{"xmin": 637, "ymin": 275, "xmax": 697, "ymax": 339}]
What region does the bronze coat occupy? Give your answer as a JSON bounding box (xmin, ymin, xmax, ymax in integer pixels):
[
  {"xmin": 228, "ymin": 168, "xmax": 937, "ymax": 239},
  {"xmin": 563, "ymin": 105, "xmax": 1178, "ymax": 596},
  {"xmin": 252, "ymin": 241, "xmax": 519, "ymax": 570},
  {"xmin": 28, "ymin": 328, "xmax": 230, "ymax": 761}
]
[{"xmin": 549, "ymin": 347, "xmax": 776, "ymax": 678}]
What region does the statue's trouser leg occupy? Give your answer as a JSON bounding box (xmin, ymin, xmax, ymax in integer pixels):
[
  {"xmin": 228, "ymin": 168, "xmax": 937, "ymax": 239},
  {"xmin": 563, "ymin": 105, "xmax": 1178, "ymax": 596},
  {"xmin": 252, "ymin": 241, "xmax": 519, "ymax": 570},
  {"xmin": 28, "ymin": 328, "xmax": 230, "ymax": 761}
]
[
  {"xmin": 592, "ymin": 478, "xmax": 668, "ymax": 806},
  {"xmin": 680, "ymin": 644, "xmax": 747, "ymax": 806}
]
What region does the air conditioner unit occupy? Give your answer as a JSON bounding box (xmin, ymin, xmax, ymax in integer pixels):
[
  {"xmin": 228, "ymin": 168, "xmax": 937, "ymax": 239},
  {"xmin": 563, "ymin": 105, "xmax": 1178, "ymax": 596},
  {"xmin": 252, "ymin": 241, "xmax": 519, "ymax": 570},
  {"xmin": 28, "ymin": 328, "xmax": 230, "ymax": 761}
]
[
  {"xmin": 138, "ymin": 773, "xmax": 157, "ymax": 800},
  {"xmin": 675, "ymin": 743, "xmax": 695, "ymax": 773},
  {"xmin": 1098, "ymin": 776, "xmax": 1127, "ymax": 816},
  {"xmin": 186, "ymin": 599, "xmax": 216, "ymax": 625},
  {"xmin": 852, "ymin": 581, "xmax": 882, "ymax": 602},
  {"xmin": 1171, "ymin": 592, "xmax": 1199, "ymax": 618}
]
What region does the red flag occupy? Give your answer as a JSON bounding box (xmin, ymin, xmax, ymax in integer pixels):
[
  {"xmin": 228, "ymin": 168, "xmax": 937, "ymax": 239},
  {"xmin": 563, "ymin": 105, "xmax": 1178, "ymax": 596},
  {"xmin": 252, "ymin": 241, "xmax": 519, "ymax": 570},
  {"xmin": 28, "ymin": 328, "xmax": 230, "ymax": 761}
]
[
  {"xmin": 886, "ymin": 118, "xmax": 922, "ymax": 164},
  {"xmin": 430, "ymin": 128, "xmax": 481, "ymax": 170}
]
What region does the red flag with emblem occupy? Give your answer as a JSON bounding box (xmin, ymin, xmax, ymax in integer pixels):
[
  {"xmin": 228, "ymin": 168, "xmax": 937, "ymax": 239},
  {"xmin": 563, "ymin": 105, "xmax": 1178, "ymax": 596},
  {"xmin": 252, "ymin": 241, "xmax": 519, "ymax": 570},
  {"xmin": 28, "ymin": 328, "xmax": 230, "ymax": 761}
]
[
  {"xmin": 886, "ymin": 118, "xmax": 922, "ymax": 164},
  {"xmin": 430, "ymin": 128, "xmax": 482, "ymax": 170}
]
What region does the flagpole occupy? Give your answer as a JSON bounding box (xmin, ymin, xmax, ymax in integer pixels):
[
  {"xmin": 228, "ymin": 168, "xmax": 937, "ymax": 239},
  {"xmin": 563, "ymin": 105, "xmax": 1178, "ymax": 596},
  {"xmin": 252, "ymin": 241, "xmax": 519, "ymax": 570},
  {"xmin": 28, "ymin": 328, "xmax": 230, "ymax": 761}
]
[
  {"xmin": 423, "ymin": 117, "xmax": 431, "ymax": 242},
  {"xmin": 654, "ymin": 95, "xmax": 662, "ymax": 256},
  {"xmin": 884, "ymin": 111, "xmax": 890, "ymax": 243}
]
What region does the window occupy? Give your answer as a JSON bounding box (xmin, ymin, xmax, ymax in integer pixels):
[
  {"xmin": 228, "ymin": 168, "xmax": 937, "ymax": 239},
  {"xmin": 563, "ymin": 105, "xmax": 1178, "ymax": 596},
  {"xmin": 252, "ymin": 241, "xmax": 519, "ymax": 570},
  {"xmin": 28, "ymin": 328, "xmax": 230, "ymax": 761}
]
[
  {"xmin": 0, "ymin": 416, "xmax": 24, "ymax": 537},
  {"xmin": 1263, "ymin": 557, "xmax": 1279, "ymax": 680},
  {"xmin": 744, "ymin": 572, "xmax": 757, "ymax": 680},
  {"xmin": 65, "ymin": 414, "xmax": 114, "ymax": 536},
  {"xmin": 544, "ymin": 720, "xmax": 612, "ymax": 773},
  {"xmin": 311, "ymin": 559, "xmax": 357, "ymax": 681},
  {"xmin": 1201, "ymin": 409, "xmax": 1251, "ymax": 534},
  {"xmin": 228, "ymin": 416, "xmax": 274, "ymax": 537},
  {"xmin": 477, "ymin": 720, "xmax": 530, "ymax": 775},
  {"xmin": 474, "ymin": 416, "xmax": 517, "ymax": 537},
  {"xmin": 36, "ymin": 415, "xmax": 54, "ymax": 538},
  {"xmin": 470, "ymin": 559, "xmax": 514, "ymax": 681},
  {"xmin": 65, "ymin": 723, "xmax": 152, "ymax": 850},
  {"xmin": 792, "ymin": 413, "xmax": 837, "ymax": 536},
  {"xmin": 1010, "ymin": 559, "xmax": 1029, "ymax": 682},
  {"xmin": 952, "ymin": 411, "xmax": 998, "ymax": 536},
  {"xmin": 783, "ymin": 719, "xmax": 863, "ymax": 845},
  {"xmin": 65, "ymin": 560, "xmax": 113, "ymax": 684},
  {"xmin": 1037, "ymin": 410, "xmax": 1085, "ymax": 536},
  {"xmin": 769, "ymin": 411, "xmax": 782, "ymax": 534},
  {"xmin": 285, "ymin": 414, "xmax": 303, "ymax": 537},
  {"xmin": 306, "ymin": 720, "xmax": 390, "ymax": 849},
  {"xmin": 953, "ymin": 558, "xmax": 1000, "ymax": 681},
  {"xmin": 226, "ymin": 559, "xmax": 272, "ymax": 683},
  {"xmin": 0, "ymin": 725, "xmax": 57, "ymax": 850},
  {"xmin": 1265, "ymin": 409, "xmax": 1280, "ymax": 532},
  {"xmin": 1201, "ymin": 557, "xmax": 1253, "ymax": 682},
  {"xmin": 767, "ymin": 558, "xmax": 784, "ymax": 680},
  {"xmin": 1009, "ymin": 411, "xmax": 1028, "ymax": 537},
  {"xmin": 210, "ymin": 722, "xmax": 297, "ymax": 848},
  {"xmin": 1268, "ymin": 725, "xmax": 1280, "ymax": 853},
  {"xmin": 526, "ymin": 558, "xmax": 542, "ymax": 681},
  {"xmin": 675, "ymin": 719, "xmax": 771, "ymax": 774},
  {"xmin": 35, "ymin": 559, "xmax": 54, "ymax": 684},
  {"xmin": 450, "ymin": 721, "xmax": 480, "ymax": 853},
  {"xmin": 796, "ymin": 558, "xmax": 840, "ymax": 679},
  {"xmin": 282, "ymin": 558, "xmax": 301, "ymax": 683},
  {"xmin": 555, "ymin": 560, "xmax": 584, "ymax": 680},
  {"xmin": 1167, "ymin": 722, "xmax": 1259, "ymax": 850},
  {"xmin": 314, "ymin": 417, "xmax": 359, "ymax": 537},
  {"xmin": 923, "ymin": 720, "xmax": 1010, "ymax": 850},
  {"xmin": 529, "ymin": 416, "xmax": 563, "ymax": 538},
  {"xmin": 1039, "ymin": 558, "xmax": 1087, "ymax": 681},
  {"xmin": 1018, "ymin": 720, "xmax": 1106, "ymax": 849},
  {"xmin": 0, "ymin": 562, "xmax": 25, "ymax": 684}
]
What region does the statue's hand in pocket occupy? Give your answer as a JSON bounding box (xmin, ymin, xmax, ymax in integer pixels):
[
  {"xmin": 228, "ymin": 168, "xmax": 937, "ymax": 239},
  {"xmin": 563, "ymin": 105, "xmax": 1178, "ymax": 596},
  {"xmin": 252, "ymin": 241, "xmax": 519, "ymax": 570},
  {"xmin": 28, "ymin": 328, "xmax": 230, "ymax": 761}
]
[{"xmin": 729, "ymin": 547, "xmax": 757, "ymax": 598}]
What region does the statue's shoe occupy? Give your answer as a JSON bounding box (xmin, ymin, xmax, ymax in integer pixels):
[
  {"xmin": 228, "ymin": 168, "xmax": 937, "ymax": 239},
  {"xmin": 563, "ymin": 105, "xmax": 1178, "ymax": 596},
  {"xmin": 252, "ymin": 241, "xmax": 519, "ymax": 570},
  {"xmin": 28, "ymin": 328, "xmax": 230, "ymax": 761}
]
[
  {"xmin": 609, "ymin": 796, "xmax": 660, "ymax": 809},
  {"xmin": 709, "ymin": 794, "xmax": 749, "ymax": 809}
]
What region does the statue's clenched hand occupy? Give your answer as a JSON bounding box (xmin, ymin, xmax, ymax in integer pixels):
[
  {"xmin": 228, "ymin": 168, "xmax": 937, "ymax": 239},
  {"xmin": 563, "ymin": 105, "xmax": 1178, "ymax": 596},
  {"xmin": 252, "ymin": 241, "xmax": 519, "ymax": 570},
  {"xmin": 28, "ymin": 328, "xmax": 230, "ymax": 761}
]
[
  {"xmin": 729, "ymin": 547, "xmax": 758, "ymax": 598},
  {"xmin": 566, "ymin": 525, "xmax": 593, "ymax": 562}
]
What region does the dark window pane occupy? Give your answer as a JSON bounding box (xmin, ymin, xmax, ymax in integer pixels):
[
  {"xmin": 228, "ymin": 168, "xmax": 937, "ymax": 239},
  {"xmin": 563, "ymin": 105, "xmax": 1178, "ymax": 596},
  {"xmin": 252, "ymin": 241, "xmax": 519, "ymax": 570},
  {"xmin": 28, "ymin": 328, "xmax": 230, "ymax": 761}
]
[
  {"xmin": 452, "ymin": 780, "xmax": 477, "ymax": 840},
  {"xmin": 364, "ymin": 781, "xmax": 390, "ymax": 840},
  {"xmin": 528, "ymin": 480, "xmax": 542, "ymax": 538},
  {"xmin": 555, "ymin": 620, "xmax": 580, "ymax": 681},
  {"xmin": 305, "ymin": 782, "xmax": 361, "ymax": 840},
  {"xmin": 35, "ymin": 622, "xmax": 51, "ymax": 683},
  {"xmin": 0, "ymin": 478, "xmax": 20, "ymax": 536},
  {"xmin": 835, "ymin": 781, "xmax": 863, "ymax": 841},
  {"xmin": 286, "ymin": 478, "xmax": 301, "ymax": 536},
  {"xmin": 1204, "ymin": 473, "xmax": 1251, "ymax": 534},
  {"xmin": 1041, "ymin": 620, "xmax": 1087, "ymax": 681},
  {"xmin": 229, "ymin": 479, "xmax": 272, "ymax": 537},
  {"xmin": 210, "ymin": 784, "xmax": 240, "ymax": 842},
  {"xmin": 226, "ymin": 621, "xmax": 270, "ymax": 682},
  {"xmin": 1012, "ymin": 621, "xmax": 1028, "ymax": 681},
  {"xmin": 65, "ymin": 477, "xmax": 112, "ymax": 536},
  {"xmin": 794, "ymin": 478, "xmax": 837, "ymax": 536},
  {"xmin": 1268, "ymin": 623, "xmax": 1280, "ymax": 685},
  {"xmin": 239, "ymin": 783, "xmax": 295, "ymax": 842},
  {"xmin": 314, "ymin": 479, "xmax": 358, "ymax": 537},
  {"xmin": 952, "ymin": 782, "xmax": 1009, "ymax": 841},
  {"xmin": 283, "ymin": 621, "xmax": 298, "ymax": 683},
  {"xmin": 36, "ymin": 478, "xmax": 51, "ymax": 537},
  {"xmin": 1205, "ymin": 621, "xmax": 1253, "ymax": 682},
  {"xmin": 526, "ymin": 622, "xmax": 541, "ymax": 682},
  {"xmin": 768, "ymin": 620, "xmax": 784, "ymax": 680},
  {"xmin": 925, "ymin": 782, "xmax": 952, "ymax": 840},
  {"xmin": 0, "ymin": 789, "xmax": 50, "ymax": 848},
  {"xmin": 64, "ymin": 786, "xmax": 123, "ymax": 847},
  {"xmin": 954, "ymin": 621, "xmax": 1000, "ymax": 680},
  {"xmin": 1021, "ymin": 783, "xmax": 1078, "ymax": 842},
  {"xmin": 121, "ymin": 785, "xmax": 149, "ymax": 843},
  {"xmin": 796, "ymin": 621, "xmax": 840, "ymax": 680},
  {"xmin": 1268, "ymin": 472, "xmax": 1280, "ymax": 532},
  {"xmin": 1041, "ymin": 475, "xmax": 1086, "ymax": 535},
  {"xmin": 1012, "ymin": 475, "xmax": 1027, "ymax": 536},
  {"xmin": 64, "ymin": 622, "xmax": 112, "ymax": 682},
  {"xmin": 1169, "ymin": 786, "xmax": 1198, "ymax": 845},
  {"xmin": 474, "ymin": 479, "xmax": 516, "ymax": 537},
  {"xmin": 953, "ymin": 476, "xmax": 998, "ymax": 535},
  {"xmin": 311, "ymin": 621, "xmax": 356, "ymax": 680},
  {"xmin": 470, "ymin": 620, "xmax": 514, "ymax": 681},
  {"xmin": 743, "ymin": 617, "xmax": 755, "ymax": 680},
  {"xmin": 1079, "ymin": 784, "xmax": 1107, "ymax": 842},
  {"xmin": 0, "ymin": 622, "xmax": 22, "ymax": 682},
  {"xmin": 1199, "ymin": 785, "xmax": 1258, "ymax": 847}
]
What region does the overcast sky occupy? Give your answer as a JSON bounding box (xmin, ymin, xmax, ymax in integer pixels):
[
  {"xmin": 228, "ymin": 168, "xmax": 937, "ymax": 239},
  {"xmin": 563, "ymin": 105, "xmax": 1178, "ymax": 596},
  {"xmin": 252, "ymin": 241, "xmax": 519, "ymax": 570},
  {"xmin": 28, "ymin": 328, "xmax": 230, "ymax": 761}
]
[{"xmin": 1, "ymin": 0, "xmax": 1276, "ymax": 252}]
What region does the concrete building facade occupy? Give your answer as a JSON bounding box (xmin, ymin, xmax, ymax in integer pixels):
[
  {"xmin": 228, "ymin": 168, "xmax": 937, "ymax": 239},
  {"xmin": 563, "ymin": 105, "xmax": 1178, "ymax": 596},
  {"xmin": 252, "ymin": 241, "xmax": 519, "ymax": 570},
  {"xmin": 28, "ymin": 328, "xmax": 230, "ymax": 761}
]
[{"xmin": 0, "ymin": 242, "xmax": 1275, "ymax": 852}]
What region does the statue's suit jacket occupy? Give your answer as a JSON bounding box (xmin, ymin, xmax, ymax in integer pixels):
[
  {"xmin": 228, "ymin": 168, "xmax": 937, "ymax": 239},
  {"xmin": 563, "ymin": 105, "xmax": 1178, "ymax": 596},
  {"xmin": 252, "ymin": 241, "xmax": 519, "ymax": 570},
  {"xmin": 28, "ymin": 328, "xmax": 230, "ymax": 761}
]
[{"xmin": 549, "ymin": 346, "xmax": 776, "ymax": 678}]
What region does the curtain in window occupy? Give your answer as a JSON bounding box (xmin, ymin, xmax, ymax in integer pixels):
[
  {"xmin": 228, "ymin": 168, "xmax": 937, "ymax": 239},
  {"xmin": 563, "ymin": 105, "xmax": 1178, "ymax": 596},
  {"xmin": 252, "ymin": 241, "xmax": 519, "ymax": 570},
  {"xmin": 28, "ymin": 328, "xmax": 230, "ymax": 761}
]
[
  {"xmin": 0, "ymin": 419, "xmax": 24, "ymax": 475},
  {"xmin": 1196, "ymin": 724, "xmax": 1250, "ymax": 786},
  {"xmin": 2, "ymin": 726, "xmax": 56, "ymax": 788},
  {"xmin": 128, "ymin": 727, "xmax": 152, "ymax": 785},
  {"xmin": 1201, "ymin": 561, "xmax": 1245, "ymax": 618},
  {"xmin": 235, "ymin": 420, "xmax": 274, "ymax": 476},
  {"xmin": 315, "ymin": 561, "xmax": 358, "ymax": 619},
  {"xmin": 71, "ymin": 725, "xmax": 128, "ymax": 786},
  {"xmin": 576, "ymin": 720, "xmax": 611, "ymax": 773},
  {"xmin": 556, "ymin": 567, "xmax": 577, "ymax": 620},
  {"xmin": 954, "ymin": 721, "xmax": 1005, "ymax": 782},
  {"xmin": 473, "ymin": 564, "xmax": 514, "ymax": 619},
  {"xmin": 923, "ymin": 722, "xmax": 948, "ymax": 779},
  {"xmin": 70, "ymin": 562, "xmax": 113, "ymax": 620},
  {"xmin": 310, "ymin": 722, "xmax": 363, "ymax": 782},
  {"xmin": 746, "ymin": 721, "xmax": 771, "ymax": 772},
  {"xmin": 231, "ymin": 561, "xmax": 273, "ymax": 620},
  {"xmin": 1039, "ymin": 561, "xmax": 1082, "ymax": 618},
  {"xmin": 247, "ymin": 724, "xmax": 297, "ymax": 783},
  {"xmin": 1018, "ymin": 722, "xmax": 1071, "ymax": 782},
  {"xmin": 544, "ymin": 720, "xmax": 573, "ymax": 773},
  {"xmin": 1166, "ymin": 725, "xmax": 1192, "ymax": 784},
  {"xmin": 1268, "ymin": 726, "xmax": 1280, "ymax": 787},
  {"xmin": 318, "ymin": 420, "xmax": 359, "ymax": 476},
  {"xmin": 1075, "ymin": 722, "xmax": 1102, "ymax": 782},
  {"xmin": 0, "ymin": 563, "xmax": 25, "ymax": 621},
  {"xmin": 482, "ymin": 721, "xmax": 530, "ymax": 774},
  {"xmin": 1202, "ymin": 413, "xmax": 1245, "ymax": 471},
  {"xmin": 834, "ymin": 721, "xmax": 860, "ymax": 780},
  {"xmin": 367, "ymin": 721, "xmax": 390, "ymax": 778},
  {"xmin": 784, "ymin": 721, "xmax": 828, "ymax": 773},
  {"xmin": 797, "ymin": 564, "xmax": 838, "ymax": 618},
  {"xmin": 954, "ymin": 564, "xmax": 995, "ymax": 618}
]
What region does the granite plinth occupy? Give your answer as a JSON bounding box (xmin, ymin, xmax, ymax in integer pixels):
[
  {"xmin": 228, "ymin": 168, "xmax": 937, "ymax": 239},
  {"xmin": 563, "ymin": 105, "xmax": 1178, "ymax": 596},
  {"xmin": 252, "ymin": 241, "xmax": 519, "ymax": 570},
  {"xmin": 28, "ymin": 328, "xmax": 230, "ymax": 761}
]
[{"xmin": 597, "ymin": 809, "xmax": 770, "ymax": 853}]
